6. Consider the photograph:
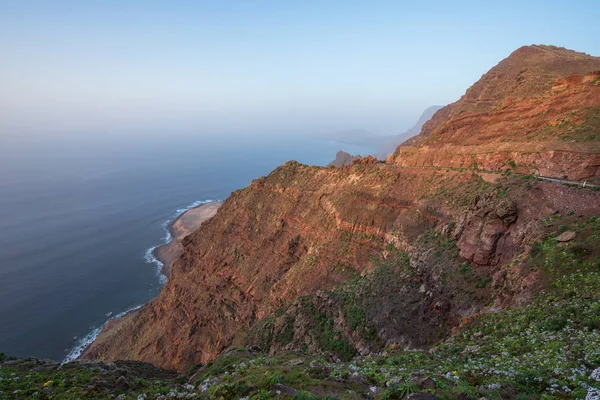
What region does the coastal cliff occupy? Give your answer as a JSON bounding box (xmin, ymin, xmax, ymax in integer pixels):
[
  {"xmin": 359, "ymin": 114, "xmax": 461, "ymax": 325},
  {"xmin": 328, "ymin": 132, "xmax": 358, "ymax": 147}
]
[{"xmin": 82, "ymin": 45, "xmax": 600, "ymax": 377}]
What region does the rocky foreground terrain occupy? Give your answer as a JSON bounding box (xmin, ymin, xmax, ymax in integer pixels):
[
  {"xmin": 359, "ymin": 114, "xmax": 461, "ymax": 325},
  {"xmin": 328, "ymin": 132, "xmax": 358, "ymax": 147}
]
[{"xmin": 3, "ymin": 45, "xmax": 600, "ymax": 399}]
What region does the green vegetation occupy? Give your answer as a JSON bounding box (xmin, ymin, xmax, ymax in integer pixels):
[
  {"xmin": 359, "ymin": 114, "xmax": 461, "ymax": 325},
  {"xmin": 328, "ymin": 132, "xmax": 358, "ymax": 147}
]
[
  {"xmin": 277, "ymin": 316, "xmax": 296, "ymax": 346},
  {"xmin": 531, "ymin": 106, "xmax": 600, "ymax": 145},
  {"xmin": 428, "ymin": 172, "xmax": 496, "ymax": 207},
  {"xmin": 531, "ymin": 215, "xmax": 600, "ymax": 277},
  {"xmin": 181, "ymin": 220, "xmax": 600, "ymax": 398},
  {"xmin": 293, "ymin": 390, "xmax": 319, "ymax": 400},
  {"xmin": 307, "ymin": 304, "xmax": 357, "ymax": 361},
  {"xmin": 384, "ymin": 380, "xmax": 419, "ymax": 399},
  {"xmin": 557, "ymin": 106, "xmax": 600, "ymax": 142},
  {"xmin": 0, "ymin": 358, "xmax": 185, "ymax": 399}
]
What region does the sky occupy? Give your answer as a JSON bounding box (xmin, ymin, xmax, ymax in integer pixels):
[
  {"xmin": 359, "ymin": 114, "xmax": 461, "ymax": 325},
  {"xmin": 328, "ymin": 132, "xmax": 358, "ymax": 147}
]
[{"xmin": 1, "ymin": 0, "xmax": 599, "ymax": 142}]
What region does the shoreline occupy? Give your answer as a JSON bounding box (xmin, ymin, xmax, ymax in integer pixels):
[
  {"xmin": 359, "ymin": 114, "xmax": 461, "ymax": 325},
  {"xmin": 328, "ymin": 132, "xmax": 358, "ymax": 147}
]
[
  {"xmin": 152, "ymin": 200, "xmax": 222, "ymax": 279},
  {"xmin": 63, "ymin": 199, "xmax": 222, "ymax": 363},
  {"xmin": 63, "ymin": 304, "xmax": 142, "ymax": 363},
  {"xmin": 143, "ymin": 200, "xmax": 221, "ymax": 283}
]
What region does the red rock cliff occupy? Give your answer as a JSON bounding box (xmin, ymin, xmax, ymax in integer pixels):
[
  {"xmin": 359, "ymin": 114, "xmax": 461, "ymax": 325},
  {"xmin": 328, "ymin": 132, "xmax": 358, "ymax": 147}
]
[
  {"xmin": 390, "ymin": 45, "xmax": 600, "ymax": 181},
  {"xmin": 82, "ymin": 46, "xmax": 600, "ymax": 372}
]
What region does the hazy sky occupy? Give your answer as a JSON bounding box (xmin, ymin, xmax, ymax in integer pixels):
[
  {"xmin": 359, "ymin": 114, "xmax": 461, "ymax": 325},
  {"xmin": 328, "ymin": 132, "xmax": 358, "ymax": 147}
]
[{"xmin": 1, "ymin": 0, "xmax": 599, "ymax": 140}]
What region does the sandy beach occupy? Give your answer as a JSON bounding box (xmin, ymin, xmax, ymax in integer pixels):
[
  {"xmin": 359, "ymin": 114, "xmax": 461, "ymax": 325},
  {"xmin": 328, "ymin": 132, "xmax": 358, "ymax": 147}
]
[{"xmin": 154, "ymin": 201, "xmax": 222, "ymax": 277}]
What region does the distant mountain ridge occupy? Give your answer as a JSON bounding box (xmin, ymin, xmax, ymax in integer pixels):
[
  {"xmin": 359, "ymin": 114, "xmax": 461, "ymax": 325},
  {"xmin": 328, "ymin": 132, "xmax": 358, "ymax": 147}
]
[
  {"xmin": 375, "ymin": 105, "xmax": 442, "ymax": 158},
  {"xmin": 312, "ymin": 106, "xmax": 443, "ymax": 160}
]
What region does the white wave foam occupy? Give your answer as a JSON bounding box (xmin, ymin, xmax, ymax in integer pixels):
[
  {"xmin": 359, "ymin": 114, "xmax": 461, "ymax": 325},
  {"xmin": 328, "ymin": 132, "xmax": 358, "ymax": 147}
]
[
  {"xmin": 144, "ymin": 199, "xmax": 217, "ymax": 284},
  {"xmin": 63, "ymin": 304, "xmax": 143, "ymax": 363},
  {"xmin": 144, "ymin": 245, "xmax": 167, "ymax": 284}
]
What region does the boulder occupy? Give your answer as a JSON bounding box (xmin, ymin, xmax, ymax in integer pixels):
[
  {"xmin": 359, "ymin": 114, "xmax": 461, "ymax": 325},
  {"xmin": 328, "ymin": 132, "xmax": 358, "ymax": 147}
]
[
  {"xmin": 556, "ymin": 231, "xmax": 576, "ymax": 242},
  {"xmin": 418, "ymin": 377, "xmax": 437, "ymax": 390}
]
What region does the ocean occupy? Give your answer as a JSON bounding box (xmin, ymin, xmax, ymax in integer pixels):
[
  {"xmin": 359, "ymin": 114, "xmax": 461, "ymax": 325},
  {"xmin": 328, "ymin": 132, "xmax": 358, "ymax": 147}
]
[{"xmin": 0, "ymin": 133, "xmax": 374, "ymax": 362}]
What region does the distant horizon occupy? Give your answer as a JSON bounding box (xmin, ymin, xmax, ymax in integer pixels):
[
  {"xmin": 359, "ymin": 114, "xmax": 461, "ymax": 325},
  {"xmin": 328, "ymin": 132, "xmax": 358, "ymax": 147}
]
[{"xmin": 1, "ymin": 1, "xmax": 600, "ymax": 142}]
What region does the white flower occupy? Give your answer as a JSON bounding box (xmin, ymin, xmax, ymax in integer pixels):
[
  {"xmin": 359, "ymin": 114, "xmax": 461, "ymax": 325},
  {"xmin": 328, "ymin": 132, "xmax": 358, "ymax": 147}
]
[{"xmin": 586, "ymin": 387, "xmax": 600, "ymax": 400}]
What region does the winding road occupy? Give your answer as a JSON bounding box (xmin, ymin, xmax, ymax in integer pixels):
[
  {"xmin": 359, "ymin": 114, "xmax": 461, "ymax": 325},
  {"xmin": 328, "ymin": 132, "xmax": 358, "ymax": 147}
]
[
  {"xmin": 534, "ymin": 175, "xmax": 600, "ymax": 189},
  {"xmin": 378, "ymin": 163, "xmax": 600, "ymax": 189}
]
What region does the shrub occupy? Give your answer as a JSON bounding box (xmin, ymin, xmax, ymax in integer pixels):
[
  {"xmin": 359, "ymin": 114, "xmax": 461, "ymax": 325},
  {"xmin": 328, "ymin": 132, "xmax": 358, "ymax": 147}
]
[
  {"xmin": 294, "ymin": 391, "xmax": 319, "ymax": 400},
  {"xmin": 384, "ymin": 380, "xmax": 419, "ymax": 399},
  {"xmin": 267, "ymin": 370, "xmax": 283, "ymax": 386}
]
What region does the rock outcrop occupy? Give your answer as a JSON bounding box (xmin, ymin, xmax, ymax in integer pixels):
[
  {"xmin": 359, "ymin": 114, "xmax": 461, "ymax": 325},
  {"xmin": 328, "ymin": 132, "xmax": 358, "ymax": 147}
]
[{"xmin": 328, "ymin": 150, "xmax": 358, "ymax": 167}]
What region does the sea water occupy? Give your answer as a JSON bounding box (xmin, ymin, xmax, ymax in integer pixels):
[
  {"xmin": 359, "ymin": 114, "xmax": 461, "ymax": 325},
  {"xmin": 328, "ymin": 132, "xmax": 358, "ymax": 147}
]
[{"xmin": 0, "ymin": 133, "xmax": 374, "ymax": 361}]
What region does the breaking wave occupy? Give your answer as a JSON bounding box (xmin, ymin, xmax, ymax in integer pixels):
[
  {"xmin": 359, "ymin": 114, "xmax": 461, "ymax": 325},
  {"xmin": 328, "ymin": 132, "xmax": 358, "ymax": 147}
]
[
  {"xmin": 144, "ymin": 199, "xmax": 216, "ymax": 284},
  {"xmin": 62, "ymin": 304, "xmax": 142, "ymax": 363}
]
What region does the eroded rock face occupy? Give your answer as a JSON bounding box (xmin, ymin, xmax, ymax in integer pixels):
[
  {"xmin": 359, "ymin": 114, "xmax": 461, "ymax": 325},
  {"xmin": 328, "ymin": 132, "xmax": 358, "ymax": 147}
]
[
  {"xmin": 455, "ymin": 197, "xmax": 519, "ymax": 266},
  {"xmin": 83, "ymin": 162, "xmax": 449, "ymax": 371},
  {"xmin": 154, "ymin": 202, "xmax": 222, "ymax": 278},
  {"xmin": 82, "ymin": 160, "xmax": 600, "ymax": 371}
]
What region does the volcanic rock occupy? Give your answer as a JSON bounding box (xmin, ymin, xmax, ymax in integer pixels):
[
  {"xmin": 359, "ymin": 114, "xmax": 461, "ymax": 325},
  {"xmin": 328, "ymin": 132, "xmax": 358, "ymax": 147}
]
[{"xmin": 556, "ymin": 231, "xmax": 576, "ymax": 242}]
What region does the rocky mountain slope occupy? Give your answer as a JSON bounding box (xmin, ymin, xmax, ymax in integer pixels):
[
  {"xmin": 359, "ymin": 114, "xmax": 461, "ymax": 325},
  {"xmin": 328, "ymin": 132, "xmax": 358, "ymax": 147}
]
[
  {"xmin": 61, "ymin": 45, "xmax": 600, "ymax": 400},
  {"xmin": 390, "ymin": 45, "xmax": 600, "ymax": 181}
]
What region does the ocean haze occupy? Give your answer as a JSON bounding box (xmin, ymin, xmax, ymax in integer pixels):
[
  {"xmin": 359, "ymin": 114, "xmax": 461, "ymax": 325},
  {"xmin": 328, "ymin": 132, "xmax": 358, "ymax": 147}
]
[{"xmin": 0, "ymin": 134, "xmax": 375, "ymax": 361}]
